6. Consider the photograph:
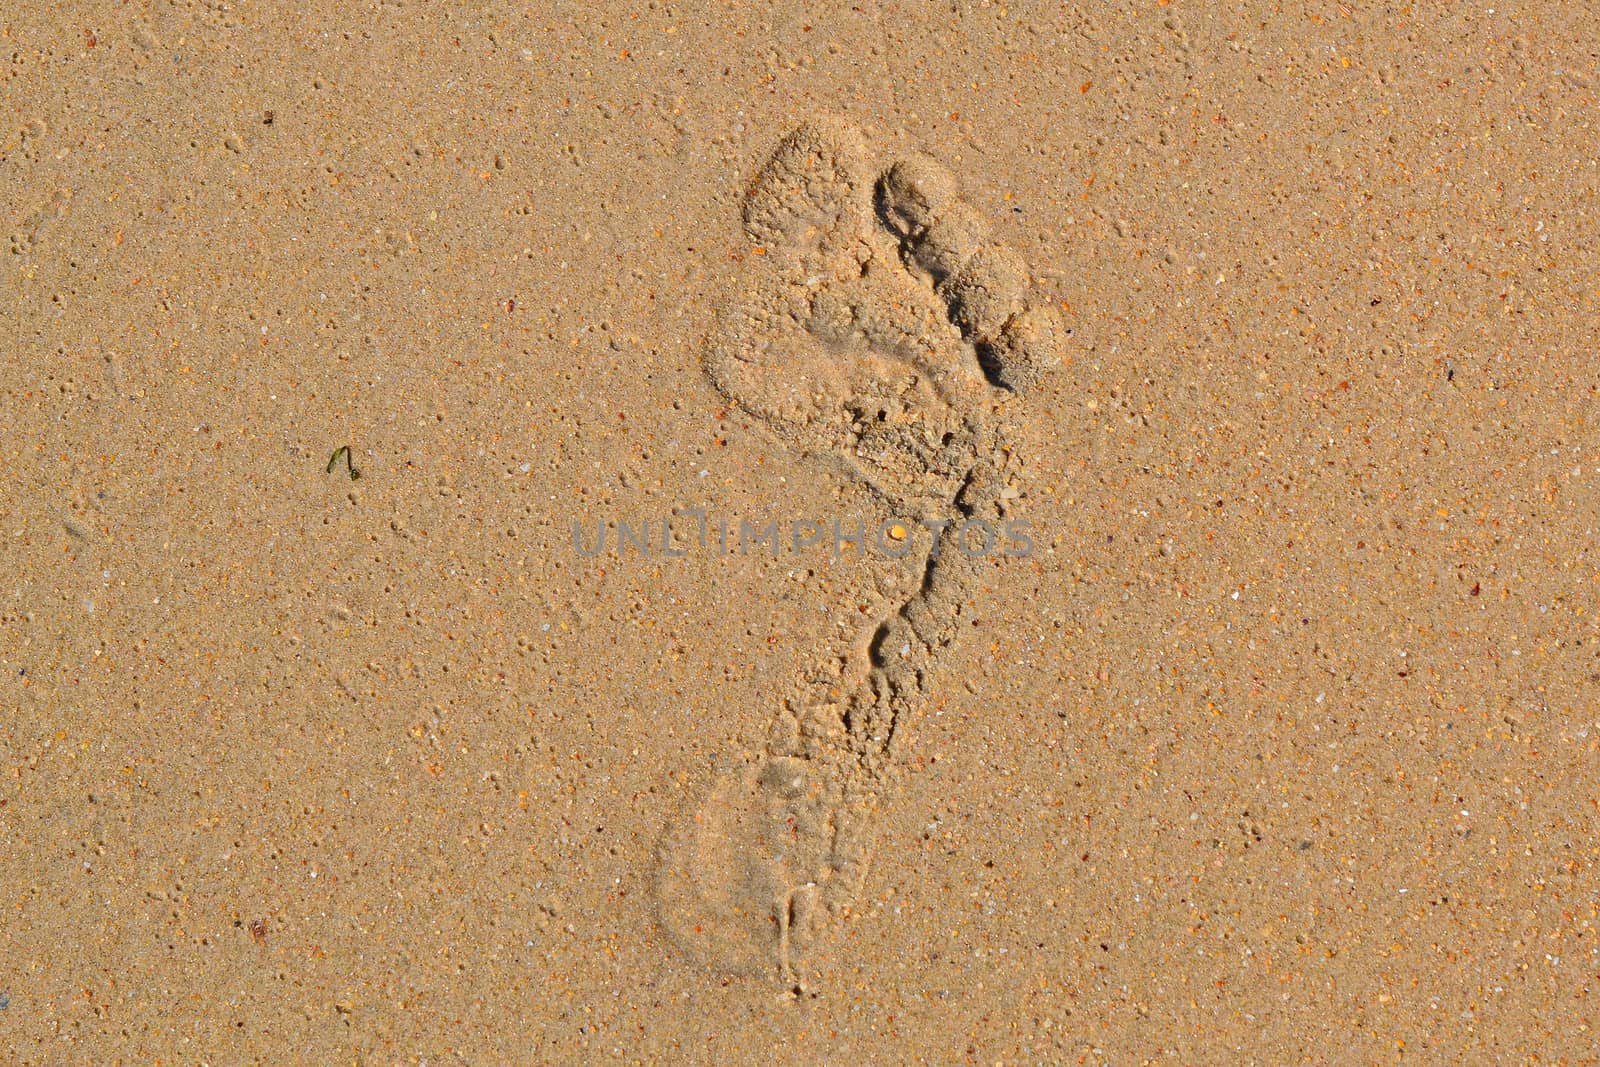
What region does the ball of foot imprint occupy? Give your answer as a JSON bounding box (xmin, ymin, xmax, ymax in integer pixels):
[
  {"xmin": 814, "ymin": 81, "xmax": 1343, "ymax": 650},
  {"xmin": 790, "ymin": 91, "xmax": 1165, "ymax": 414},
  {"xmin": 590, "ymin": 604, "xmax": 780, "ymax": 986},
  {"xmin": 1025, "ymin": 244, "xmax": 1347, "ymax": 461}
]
[
  {"xmin": 982, "ymin": 306, "xmax": 1063, "ymax": 392},
  {"xmin": 940, "ymin": 242, "xmax": 1030, "ymax": 341},
  {"xmin": 878, "ymin": 155, "xmax": 959, "ymax": 237},
  {"xmin": 908, "ymin": 201, "xmax": 989, "ymax": 282}
]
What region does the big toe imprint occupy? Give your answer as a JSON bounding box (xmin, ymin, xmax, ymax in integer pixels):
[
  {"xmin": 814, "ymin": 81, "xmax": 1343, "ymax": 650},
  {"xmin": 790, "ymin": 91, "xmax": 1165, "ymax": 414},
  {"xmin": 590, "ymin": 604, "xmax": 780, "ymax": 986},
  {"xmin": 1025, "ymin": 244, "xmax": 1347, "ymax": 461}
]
[{"xmin": 741, "ymin": 117, "xmax": 874, "ymax": 253}]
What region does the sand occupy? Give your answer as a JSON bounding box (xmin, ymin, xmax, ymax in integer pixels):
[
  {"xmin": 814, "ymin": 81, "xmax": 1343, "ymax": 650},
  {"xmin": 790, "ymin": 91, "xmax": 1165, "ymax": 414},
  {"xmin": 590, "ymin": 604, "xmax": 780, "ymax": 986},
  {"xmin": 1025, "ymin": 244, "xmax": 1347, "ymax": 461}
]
[{"xmin": 5, "ymin": 2, "xmax": 1600, "ymax": 1063}]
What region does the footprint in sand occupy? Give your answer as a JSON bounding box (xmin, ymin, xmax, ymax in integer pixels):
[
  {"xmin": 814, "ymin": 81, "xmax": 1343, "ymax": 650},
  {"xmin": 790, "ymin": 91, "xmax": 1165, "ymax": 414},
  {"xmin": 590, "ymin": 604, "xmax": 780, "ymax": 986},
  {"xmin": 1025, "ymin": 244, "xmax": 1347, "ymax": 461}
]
[{"xmin": 656, "ymin": 115, "xmax": 1062, "ymax": 992}]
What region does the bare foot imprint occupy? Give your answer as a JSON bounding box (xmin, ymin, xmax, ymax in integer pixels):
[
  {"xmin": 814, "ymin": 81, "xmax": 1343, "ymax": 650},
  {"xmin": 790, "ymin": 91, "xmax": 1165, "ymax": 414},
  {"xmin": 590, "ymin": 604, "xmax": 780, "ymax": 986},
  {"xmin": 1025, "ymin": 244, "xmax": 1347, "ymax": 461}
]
[{"xmin": 656, "ymin": 116, "xmax": 1062, "ymax": 992}]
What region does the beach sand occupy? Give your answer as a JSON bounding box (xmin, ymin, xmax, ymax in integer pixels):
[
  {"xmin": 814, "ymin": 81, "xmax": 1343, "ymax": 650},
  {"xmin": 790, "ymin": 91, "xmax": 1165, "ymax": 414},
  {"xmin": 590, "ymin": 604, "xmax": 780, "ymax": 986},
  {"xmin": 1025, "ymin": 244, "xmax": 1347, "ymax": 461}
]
[{"xmin": 5, "ymin": 2, "xmax": 1599, "ymax": 1062}]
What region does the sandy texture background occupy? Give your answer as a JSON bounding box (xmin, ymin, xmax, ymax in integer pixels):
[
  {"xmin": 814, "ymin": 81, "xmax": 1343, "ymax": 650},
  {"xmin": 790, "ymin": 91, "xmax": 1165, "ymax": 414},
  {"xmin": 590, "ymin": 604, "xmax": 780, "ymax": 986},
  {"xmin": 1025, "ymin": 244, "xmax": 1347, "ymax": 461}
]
[{"xmin": 5, "ymin": 1, "xmax": 1600, "ymax": 1063}]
